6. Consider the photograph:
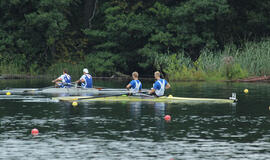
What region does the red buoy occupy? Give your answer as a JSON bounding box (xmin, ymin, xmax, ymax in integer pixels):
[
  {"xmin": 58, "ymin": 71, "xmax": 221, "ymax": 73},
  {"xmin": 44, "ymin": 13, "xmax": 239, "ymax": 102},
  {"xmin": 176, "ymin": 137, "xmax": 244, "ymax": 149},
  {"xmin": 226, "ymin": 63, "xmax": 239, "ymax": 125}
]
[
  {"xmin": 164, "ymin": 115, "xmax": 171, "ymax": 121},
  {"xmin": 31, "ymin": 128, "xmax": 39, "ymax": 136}
]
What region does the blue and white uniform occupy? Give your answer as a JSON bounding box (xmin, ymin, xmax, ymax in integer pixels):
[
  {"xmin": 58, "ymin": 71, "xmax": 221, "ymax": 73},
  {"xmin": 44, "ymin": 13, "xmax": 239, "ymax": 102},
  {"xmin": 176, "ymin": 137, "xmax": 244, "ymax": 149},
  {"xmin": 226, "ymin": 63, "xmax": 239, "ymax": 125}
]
[
  {"xmin": 80, "ymin": 74, "xmax": 93, "ymax": 88},
  {"xmin": 153, "ymin": 79, "xmax": 167, "ymax": 96},
  {"xmin": 129, "ymin": 80, "xmax": 142, "ymax": 93},
  {"xmin": 57, "ymin": 74, "xmax": 71, "ymax": 88}
]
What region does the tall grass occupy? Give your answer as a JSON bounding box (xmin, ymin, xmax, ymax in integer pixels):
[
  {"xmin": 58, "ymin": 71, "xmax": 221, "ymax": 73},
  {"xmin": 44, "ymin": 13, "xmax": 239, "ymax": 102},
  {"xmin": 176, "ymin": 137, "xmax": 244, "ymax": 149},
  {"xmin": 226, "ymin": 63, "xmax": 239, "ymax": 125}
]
[
  {"xmin": 235, "ymin": 40, "xmax": 270, "ymax": 75},
  {"xmin": 0, "ymin": 54, "xmax": 27, "ymax": 75},
  {"xmin": 46, "ymin": 62, "xmax": 84, "ymax": 80},
  {"xmin": 0, "ymin": 63, "xmax": 24, "ymax": 74},
  {"xmin": 164, "ymin": 39, "xmax": 270, "ymax": 81}
]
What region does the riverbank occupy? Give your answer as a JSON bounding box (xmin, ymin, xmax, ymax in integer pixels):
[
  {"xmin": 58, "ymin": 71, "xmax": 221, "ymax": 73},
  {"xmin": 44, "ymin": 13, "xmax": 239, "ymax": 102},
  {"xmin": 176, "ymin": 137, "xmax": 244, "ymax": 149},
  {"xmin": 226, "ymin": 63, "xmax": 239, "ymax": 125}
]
[{"xmin": 235, "ymin": 75, "xmax": 270, "ymax": 82}]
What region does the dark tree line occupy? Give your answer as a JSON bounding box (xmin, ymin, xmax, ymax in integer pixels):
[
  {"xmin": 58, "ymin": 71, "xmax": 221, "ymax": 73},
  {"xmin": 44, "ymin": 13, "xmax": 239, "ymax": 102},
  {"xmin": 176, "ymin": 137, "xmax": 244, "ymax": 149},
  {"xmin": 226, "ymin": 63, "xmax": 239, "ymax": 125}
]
[{"xmin": 0, "ymin": 0, "xmax": 269, "ymax": 75}]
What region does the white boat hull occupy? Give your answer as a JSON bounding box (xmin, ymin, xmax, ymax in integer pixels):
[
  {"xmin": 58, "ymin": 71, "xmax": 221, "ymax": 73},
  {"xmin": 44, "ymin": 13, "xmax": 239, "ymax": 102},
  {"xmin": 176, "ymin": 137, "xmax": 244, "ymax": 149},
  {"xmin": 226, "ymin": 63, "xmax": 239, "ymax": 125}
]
[{"xmin": 0, "ymin": 87, "xmax": 148, "ymax": 95}]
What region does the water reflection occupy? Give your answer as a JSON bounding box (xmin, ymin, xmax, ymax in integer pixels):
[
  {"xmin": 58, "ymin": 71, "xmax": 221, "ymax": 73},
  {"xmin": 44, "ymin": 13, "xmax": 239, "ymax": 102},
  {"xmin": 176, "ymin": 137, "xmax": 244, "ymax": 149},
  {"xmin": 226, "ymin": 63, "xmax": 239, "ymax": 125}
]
[
  {"xmin": 129, "ymin": 102, "xmax": 142, "ymax": 135},
  {"xmin": 129, "ymin": 102, "xmax": 142, "ymax": 120},
  {"xmin": 154, "ymin": 102, "xmax": 166, "ymax": 117},
  {"xmin": 128, "ymin": 101, "xmax": 167, "ymax": 140},
  {"xmin": 154, "ymin": 102, "xmax": 166, "ymax": 139}
]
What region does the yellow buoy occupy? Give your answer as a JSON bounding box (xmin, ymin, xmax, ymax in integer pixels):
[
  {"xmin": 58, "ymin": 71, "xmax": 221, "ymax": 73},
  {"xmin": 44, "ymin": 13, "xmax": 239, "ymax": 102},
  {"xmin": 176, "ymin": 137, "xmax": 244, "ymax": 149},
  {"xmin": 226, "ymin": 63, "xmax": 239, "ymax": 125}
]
[
  {"xmin": 168, "ymin": 95, "xmax": 173, "ymax": 98},
  {"xmin": 244, "ymin": 89, "xmax": 249, "ymax": 94},
  {"xmin": 269, "ymin": 106, "xmax": 270, "ymax": 110},
  {"xmin": 6, "ymin": 92, "xmax": 11, "ymax": 96},
  {"xmin": 72, "ymin": 101, "xmax": 78, "ymax": 107},
  {"xmin": 122, "ymin": 94, "xmax": 127, "ymax": 97}
]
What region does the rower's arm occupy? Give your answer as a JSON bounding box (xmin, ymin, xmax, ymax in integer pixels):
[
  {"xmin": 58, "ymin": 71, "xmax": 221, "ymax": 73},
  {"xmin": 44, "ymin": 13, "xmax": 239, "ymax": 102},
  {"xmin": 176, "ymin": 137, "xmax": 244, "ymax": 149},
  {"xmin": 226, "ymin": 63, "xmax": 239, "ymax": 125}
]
[
  {"xmin": 52, "ymin": 78, "xmax": 60, "ymax": 83},
  {"xmin": 148, "ymin": 88, "xmax": 155, "ymax": 94},
  {"xmin": 126, "ymin": 84, "xmax": 131, "ymax": 90},
  {"xmin": 166, "ymin": 83, "xmax": 171, "ymax": 89},
  {"xmin": 76, "ymin": 79, "xmax": 85, "ymax": 83}
]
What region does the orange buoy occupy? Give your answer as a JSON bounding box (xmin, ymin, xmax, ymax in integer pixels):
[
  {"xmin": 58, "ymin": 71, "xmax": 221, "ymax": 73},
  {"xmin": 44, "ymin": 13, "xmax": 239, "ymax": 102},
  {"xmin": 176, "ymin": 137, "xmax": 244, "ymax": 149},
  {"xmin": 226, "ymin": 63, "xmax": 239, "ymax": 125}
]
[
  {"xmin": 164, "ymin": 115, "xmax": 171, "ymax": 121},
  {"xmin": 31, "ymin": 128, "xmax": 39, "ymax": 136}
]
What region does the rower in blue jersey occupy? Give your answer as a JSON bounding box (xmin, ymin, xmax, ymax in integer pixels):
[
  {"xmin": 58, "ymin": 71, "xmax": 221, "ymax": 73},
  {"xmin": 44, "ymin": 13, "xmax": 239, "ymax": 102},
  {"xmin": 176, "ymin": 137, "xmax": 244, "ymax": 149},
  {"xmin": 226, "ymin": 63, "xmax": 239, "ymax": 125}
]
[
  {"xmin": 76, "ymin": 68, "xmax": 93, "ymax": 88},
  {"xmin": 52, "ymin": 69, "xmax": 72, "ymax": 88},
  {"xmin": 126, "ymin": 72, "xmax": 142, "ymax": 93},
  {"xmin": 149, "ymin": 71, "xmax": 171, "ymax": 97}
]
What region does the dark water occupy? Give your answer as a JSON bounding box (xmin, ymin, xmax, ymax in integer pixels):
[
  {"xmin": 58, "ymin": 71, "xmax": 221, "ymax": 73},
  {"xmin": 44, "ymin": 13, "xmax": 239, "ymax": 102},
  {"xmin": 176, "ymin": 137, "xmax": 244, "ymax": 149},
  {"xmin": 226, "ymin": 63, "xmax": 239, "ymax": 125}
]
[{"xmin": 0, "ymin": 79, "xmax": 269, "ymax": 159}]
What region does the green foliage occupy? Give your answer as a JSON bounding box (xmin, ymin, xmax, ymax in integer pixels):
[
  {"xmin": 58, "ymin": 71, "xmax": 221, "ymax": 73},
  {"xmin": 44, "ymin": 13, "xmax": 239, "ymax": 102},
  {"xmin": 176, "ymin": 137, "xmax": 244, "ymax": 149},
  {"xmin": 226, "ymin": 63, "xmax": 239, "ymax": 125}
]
[
  {"xmin": 163, "ymin": 40, "xmax": 268, "ymax": 81},
  {"xmin": 0, "ymin": 0, "xmax": 78, "ymax": 72},
  {"xmin": 164, "ymin": 53, "xmax": 207, "ymax": 81},
  {"xmin": 29, "ymin": 63, "xmax": 40, "ymax": 76},
  {"xmin": 223, "ymin": 63, "xmax": 248, "ymax": 80},
  {"xmin": 46, "ymin": 51, "xmax": 119, "ymax": 78},
  {"xmin": 234, "ymin": 40, "xmax": 270, "ymax": 75},
  {"xmin": 82, "ymin": 52, "xmax": 119, "ymax": 76},
  {"xmin": 169, "ymin": 0, "xmax": 230, "ymax": 56},
  {"xmin": 46, "ymin": 62, "xmax": 83, "ymax": 80},
  {"xmin": 0, "ymin": 53, "xmax": 27, "ymax": 74},
  {"xmin": 0, "ymin": 0, "xmax": 270, "ymax": 78}
]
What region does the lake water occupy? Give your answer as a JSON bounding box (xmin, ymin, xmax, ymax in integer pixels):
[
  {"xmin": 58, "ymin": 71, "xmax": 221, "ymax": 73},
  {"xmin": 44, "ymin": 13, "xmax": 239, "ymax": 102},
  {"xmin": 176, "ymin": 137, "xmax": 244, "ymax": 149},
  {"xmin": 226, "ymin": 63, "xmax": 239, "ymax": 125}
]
[{"xmin": 0, "ymin": 79, "xmax": 269, "ymax": 159}]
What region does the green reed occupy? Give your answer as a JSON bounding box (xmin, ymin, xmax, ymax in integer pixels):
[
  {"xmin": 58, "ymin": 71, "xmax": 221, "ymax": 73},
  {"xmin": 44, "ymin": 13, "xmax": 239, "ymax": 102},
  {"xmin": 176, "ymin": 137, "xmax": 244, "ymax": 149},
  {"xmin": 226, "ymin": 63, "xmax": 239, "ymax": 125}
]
[
  {"xmin": 164, "ymin": 39, "xmax": 270, "ymax": 81},
  {"xmin": 0, "ymin": 63, "xmax": 24, "ymax": 75}
]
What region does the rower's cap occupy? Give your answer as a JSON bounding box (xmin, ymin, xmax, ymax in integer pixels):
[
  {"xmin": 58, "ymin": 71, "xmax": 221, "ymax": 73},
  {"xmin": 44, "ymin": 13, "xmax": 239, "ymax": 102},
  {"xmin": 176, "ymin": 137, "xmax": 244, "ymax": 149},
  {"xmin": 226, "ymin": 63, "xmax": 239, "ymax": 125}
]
[{"xmin": 83, "ymin": 68, "xmax": 89, "ymax": 73}]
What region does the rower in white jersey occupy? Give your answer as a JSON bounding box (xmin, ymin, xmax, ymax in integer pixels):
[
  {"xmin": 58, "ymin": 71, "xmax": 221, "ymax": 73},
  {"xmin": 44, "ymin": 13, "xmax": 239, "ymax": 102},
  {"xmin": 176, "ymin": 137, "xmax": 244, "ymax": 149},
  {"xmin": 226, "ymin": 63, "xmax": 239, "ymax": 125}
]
[
  {"xmin": 76, "ymin": 68, "xmax": 93, "ymax": 88},
  {"xmin": 52, "ymin": 69, "xmax": 72, "ymax": 88},
  {"xmin": 126, "ymin": 72, "xmax": 142, "ymax": 93},
  {"xmin": 148, "ymin": 71, "xmax": 171, "ymax": 97}
]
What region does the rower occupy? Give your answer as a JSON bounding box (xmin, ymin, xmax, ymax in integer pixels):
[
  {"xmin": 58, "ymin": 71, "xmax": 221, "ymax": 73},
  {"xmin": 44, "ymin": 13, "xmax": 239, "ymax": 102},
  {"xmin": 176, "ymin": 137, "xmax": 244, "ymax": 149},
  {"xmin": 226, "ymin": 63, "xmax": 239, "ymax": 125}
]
[
  {"xmin": 76, "ymin": 68, "xmax": 93, "ymax": 88},
  {"xmin": 52, "ymin": 69, "xmax": 72, "ymax": 88},
  {"xmin": 148, "ymin": 71, "xmax": 170, "ymax": 97},
  {"xmin": 126, "ymin": 71, "xmax": 142, "ymax": 93}
]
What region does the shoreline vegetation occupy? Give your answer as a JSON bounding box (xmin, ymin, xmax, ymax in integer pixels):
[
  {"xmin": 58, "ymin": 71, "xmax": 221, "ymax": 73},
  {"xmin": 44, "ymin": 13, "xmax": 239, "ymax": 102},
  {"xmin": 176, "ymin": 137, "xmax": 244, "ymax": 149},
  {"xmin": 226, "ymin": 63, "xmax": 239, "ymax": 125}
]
[
  {"xmin": 0, "ymin": 74, "xmax": 270, "ymax": 82},
  {"xmin": 164, "ymin": 39, "xmax": 270, "ymax": 81},
  {"xmin": 1, "ymin": 39, "xmax": 269, "ymax": 82}
]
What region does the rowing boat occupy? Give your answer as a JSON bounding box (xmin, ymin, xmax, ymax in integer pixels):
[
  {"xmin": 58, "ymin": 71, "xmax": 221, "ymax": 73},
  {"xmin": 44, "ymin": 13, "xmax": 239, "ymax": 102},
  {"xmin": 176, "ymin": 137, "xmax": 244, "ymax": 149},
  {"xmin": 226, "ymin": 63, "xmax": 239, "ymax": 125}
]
[
  {"xmin": 0, "ymin": 87, "xmax": 149, "ymax": 95},
  {"xmin": 53, "ymin": 94, "xmax": 237, "ymax": 104},
  {"xmin": 0, "ymin": 87, "xmax": 99, "ymax": 94}
]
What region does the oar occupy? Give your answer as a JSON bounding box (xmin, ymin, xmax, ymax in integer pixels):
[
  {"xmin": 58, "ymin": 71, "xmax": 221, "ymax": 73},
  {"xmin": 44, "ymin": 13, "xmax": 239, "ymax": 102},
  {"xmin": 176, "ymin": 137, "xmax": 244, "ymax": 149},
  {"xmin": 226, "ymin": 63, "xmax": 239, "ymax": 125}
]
[
  {"xmin": 23, "ymin": 82, "xmax": 77, "ymax": 93},
  {"xmin": 55, "ymin": 96, "xmax": 94, "ymax": 101},
  {"xmin": 132, "ymin": 92, "xmax": 154, "ymax": 97},
  {"xmin": 93, "ymin": 87, "xmax": 150, "ymax": 92},
  {"xmin": 57, "ymin": 90, "xmax": 152, "ymax": 101},
  {"xmin": 22, "ymin": 84, "xmax": 57, "ymax": 93},
  {"xmin": 75, "ymin": 92, "xmax": 156, "ymax": 101},
  {"xmin": 42, "ymin": 82, "xmax": 77, "ymax": 90},
  {"xmin": 56, "ymin": 89, "xmax": 149, "ymax": 101},
  {"xmin": 22, "ymin": 88, "xmax": 44, "ymax": 93},
  {"xmin": 57, "ymin": 93, "xmax": 130, "ymax": 101},
  {"xmin": 140, "ymin": 90, "xmax": 150, "ymax": 94}
]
